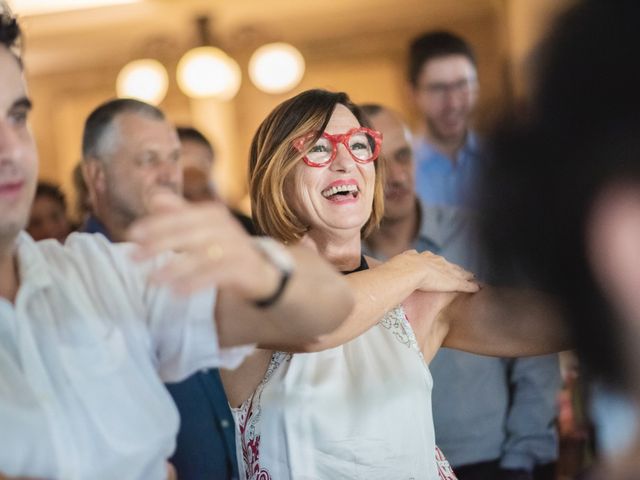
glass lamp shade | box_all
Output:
[177,46,242,100]
[249,42,305,94]
[116,58,169,105]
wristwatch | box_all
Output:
[251,236,295,308]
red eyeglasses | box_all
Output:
[293,127,383,167]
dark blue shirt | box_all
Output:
[81,215,112,241]
[81,215,238,480]
[165,370,238,480]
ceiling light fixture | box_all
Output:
[249,42,305,94]
[116,15,306,103]
[176,16,241,101]
[177,46,241,100]
[116,58,168,105]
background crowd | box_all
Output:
[3,0,639,479]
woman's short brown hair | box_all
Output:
[249,89,385,243]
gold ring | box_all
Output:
[206,244,224,261]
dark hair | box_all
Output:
[176,126,214,157]
[480,0,640,391]
[35,181,67,210]
[82,98,165,159]
[0,6,22,62]
[408,31,476,86]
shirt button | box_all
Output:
[220,419,230,428]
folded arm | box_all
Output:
[298,249,478,352]
[221,249,477,407]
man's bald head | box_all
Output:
[361,104,417,222]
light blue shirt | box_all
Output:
[590,385,637,456]
[413,132,482,207]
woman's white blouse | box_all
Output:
[233,306,458,480]
[0,232,252,480]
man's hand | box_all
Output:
[127,191,279,302]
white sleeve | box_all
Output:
[62,233,254,383]
[144,283,254,382]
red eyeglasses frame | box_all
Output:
[293,127,383,167]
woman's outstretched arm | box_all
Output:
[298,250,478,353]
[442,287,571,356]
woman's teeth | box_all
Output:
[322,184,358,198]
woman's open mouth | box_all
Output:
[321,183,359,201]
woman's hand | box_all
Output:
[390,249,479,293]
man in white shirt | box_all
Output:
[0,8,353,480]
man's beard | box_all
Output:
[108,191,146,228]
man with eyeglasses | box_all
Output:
[408,31,481,208]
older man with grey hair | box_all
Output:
[80,99,243,480]
[81,98,181,241]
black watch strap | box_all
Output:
[251,237,294,309]
[253,269,291,308]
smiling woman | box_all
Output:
[220,88,571,480]
[248,90,385,246]
[285,104,380,247]
[220,88,485,480]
